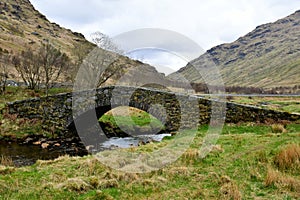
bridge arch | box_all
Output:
[68,86,184,140]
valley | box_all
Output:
[0,0,299,199]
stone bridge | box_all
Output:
[7,86,300,139]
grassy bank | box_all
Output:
[99,106,164,137]
[0,86,71,106]
[0,122,299,199]
[228,96,300,114]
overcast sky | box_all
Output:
[29,0,300,74]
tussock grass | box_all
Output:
[116,172,140,182]
[88,178,119,190]
[0,155,14,167]
[271,124,287,133]
[0,165,15,175]
[219,175,242,200]
[182,148,200,160]
[36,155,74,166]
[56,177,92,192]
[274,143,300,171]
[265,167,300,192]
[167,166,190,176]
[211,144,224,153]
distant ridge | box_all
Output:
[169,10,300,90]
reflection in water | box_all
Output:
[0,141,87,167]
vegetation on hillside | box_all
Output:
[0,0,95,62]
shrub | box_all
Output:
[3,113,18,121]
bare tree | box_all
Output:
[74,47,120,89]
[0,53,9,94]
[90,32,121,53]
[13,42,70,95]
[12,48,41,90]
[38,42,70,96]
[73,32,125,88]
[70,43,94,83]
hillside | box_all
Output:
[0,0,166,85]
[169,10,300,90]
[0,0,95,59]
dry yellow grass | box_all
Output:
[271,124,287,133]
[265,167,280,186]
[0,155,14,167]
[167,166,190,176]
[182,148,200,160]
[56,177,92,192]
[274,143,300,170]
[265,167,300,192]
[219,175,242,200]
[105,106,147,117]
[0,165,15,175]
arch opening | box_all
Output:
[99,106,166,138]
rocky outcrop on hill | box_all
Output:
[169,10,300,89]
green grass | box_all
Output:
[0,86,71,105]
[222,123,271,135]
[100,114,162,128]
[230,96,300,114]
[0,123,299,199]
[286,123,300,132]
[99,107,164,135]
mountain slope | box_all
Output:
[0,0,166,86]
[0,0,95,59]
[169,10,300,89]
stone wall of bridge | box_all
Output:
[7,86,300,138]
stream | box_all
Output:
[0,134,171,167]
[0,140,87,167]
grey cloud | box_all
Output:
[30,0,300,50]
